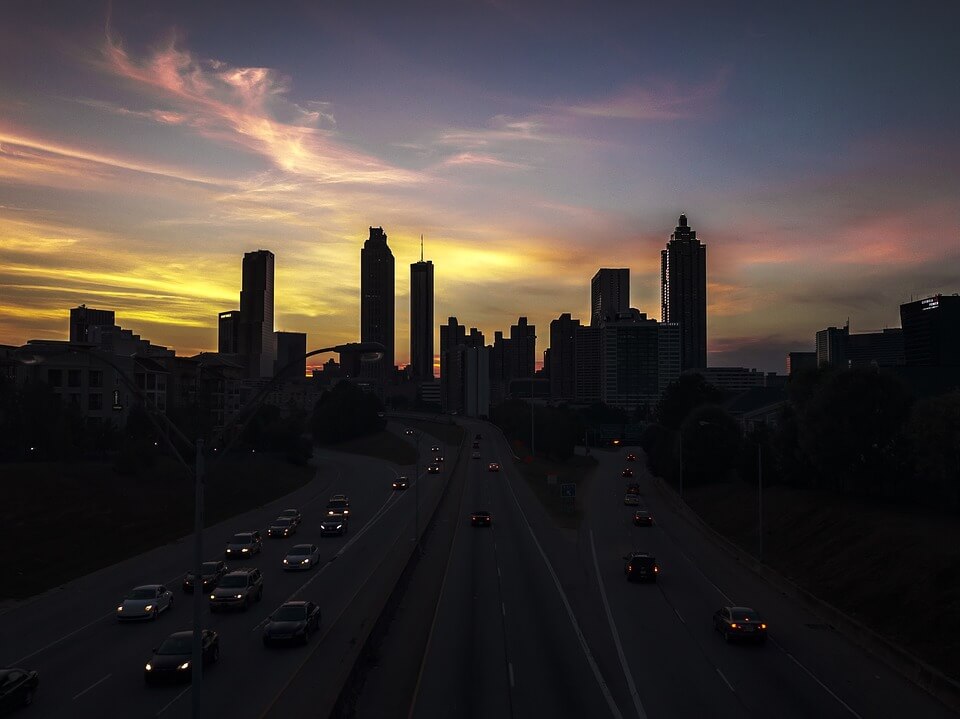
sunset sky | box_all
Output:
[2,1,958,372]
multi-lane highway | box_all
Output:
[411,421,957,718]
[3,424,453,718]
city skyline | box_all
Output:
[2,2,959,373]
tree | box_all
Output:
[311,382,385,444]
[655,373,725,430]
[680,404,741,486]
[905,391,960,510]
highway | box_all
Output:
[411,422,957,718]
[3,423,453,718]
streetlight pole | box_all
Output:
[758,442,763,562]
[678,431,683,499]
[414,430,421,556]
[530,387,535,460]
[191,439,204,712]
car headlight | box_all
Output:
[144,605,153,612]
[117,606,123,612]
[301,559,309,564]
[283,559,289,564]
[145,663,152,671]
[336,524,343,530]
[210,594,216,600]
[226,549,233,553]
[241,548,249,553]
[328,510,334,515]
[236,594,243,599]
[178,661,190,670]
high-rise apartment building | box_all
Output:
[786,351,817,376]
[661,214,707,370]
[900,295,960,366]
[361,227,395,379]
[549,313,580,400]
[816,325,848,368]
[218,311,242,354]
[574,325,603,404]
[591,269,629,326]
[275,331,307,378]
[410,243,434,379]
[69,305,115,343]
[239,249,276,378]
[509,316,536,379]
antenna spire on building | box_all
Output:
[420,234,424,262]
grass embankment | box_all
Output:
[328,430,419,465]
[684,483,960,681]
[4,454,313,600]
[401,418,465,448]
[508,443,597,529]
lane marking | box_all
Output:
[773,639,863,719]
[155,685,191,716]
[72,673,111,700]
[674,607,685,624]
[589,529,649,719]
[508,662,515,687]
[503,479,625,719]
[12,610,114,664]
[716,668,735,693]
[502,602,506,617]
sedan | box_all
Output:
[433,455,444,463]
[471,451,481,459]
[623,493,640,506]
[117,585,174,621]
[278,508,302,526]
[405,428,414,436]
[144,630,219,684]
[713,606,768,644]
[488,462,501,472]
[283,544,321,570]
[225,532,261,558]
[320,518,347,537]
[0,667,39,711]
[262,601,322,646]
[267,517,297,538]
[633,509,654,527]
[427,464,440,474]
[431,446,441,453]
[182,561,227,593]
[621,468,634,478]
[392,476,410,490]
[470,511,492,527]
[626,453,637,462]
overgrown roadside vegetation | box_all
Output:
[508,442,596,529]
[401,417,465,447]
[5,454,313,600]
[329,430,418,465]
[683,481,960,682]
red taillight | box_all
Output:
[654,566,659,572]
[761,623,767,629]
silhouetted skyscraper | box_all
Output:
[661,214,707,371]
[239,250,275,378]
[70,305,115,343]
[549,313,580,400]
[218,311,241,354]
[900,295,960,366]
[510,316,536,378]
[361,227,395,379]
[275,331,307,378]
[410,238,434,379]
[591,269,629,326]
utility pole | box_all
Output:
[678,431,683,499]
[192,439,205,716]
[414,431,421,556]
[758,442,763,562]
[530,389,535,459]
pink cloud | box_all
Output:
[438,152,529,170]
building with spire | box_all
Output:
[661,214,707,371]
[410,235,434,379]
[361,226,396,379]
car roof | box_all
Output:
[472,510,491,515]
[232,532,254,537]
[290,544,314,550]
[730,606,757,613]
[629,552,653,558]
[224,567,257,575]
[166,630,195,640]
[280,600,309,608]
[132,584,162,591]
[281,508,299,513]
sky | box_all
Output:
[1,0,958,373]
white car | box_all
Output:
[283,544,321,570]
[117,584,174,621]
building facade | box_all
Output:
[239,249,276,379]
[218,311,242,354]
[360,227,395,378]
[275,331,307,379]
[786,351,817,376]
[591,269,629,326]
[661,214,707,371]
[900,295,960,367]
[69,305,115,343]
[548,313,580,400]
[410,256,435,379]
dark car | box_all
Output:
[267,517,297,538]
[262,601,322,646]
[433,455,444,463]
[278,508,302,526]
[626,453,637,462]
[320,518,347,536]
[624,553,659,582]
[632,509,654,527]
[431,446,441,453]
[621,468,634,478]
[427,464,440,474]
[713,606,768,644]
[471,510,492,527]
[488,462,500,472]
[0,668,39,711]
[475,433,482,440]
[144,630,219,684]
[225,531,262,559]
[405,428,414,436]
[325,499,350,518]
[472,441,480,449]
[208,568,263,612]
[183,561,227,593]
[392,476,409,490]
[626,483,640,494]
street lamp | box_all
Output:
[413,429,422,556]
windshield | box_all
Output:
[230,534,252,543]
[734,610,761,621]
[288,546,311,555]
[219,575,247,588]
[273,606,307,622]
[327,500,347,508]
[281,510,298,517]
[273,518,292,526]
[127,588,155,599]
[202,562,220,573]
[156,636,191,655]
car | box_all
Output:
[393,476,410,490]
[471,451,481,459]
[431,445,441,453]
[320,518,347,536]
[278,508,302,527]
[434,455,444,462]
[325,498,350,518]
[621,468,634,478]
[262,601,322,646]
[225,531,262,558]
[624,553,659,582]
[475,433,482,440]
[633,509,654,526]
[208,568,263,612]
[144,630,219,684]
[116,584,174,621]
[472,441,480,449]
[624,493,640,506]
[713,606,768,644]
[182,561,227,593]
[268,517,297,538]
[626,483,640,494]
[282,544,321,570]
[626,453,637,462]
[405,428,414,436]
[471,510,492,527]
[427,464,440,474]
[330,493,349,502]
[0,667,39,710]
[488,462,500,472]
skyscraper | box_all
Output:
[900,295,960,366]
[275,331,307,378]
[218,311,241,354]
[410,237,434,379]
[69,305,115,343]
[361,227,395,379]
[549,313,580,400]
[239,249,275,378]
[661,214,707,371]
[591,269,629,326]
[509,316,536,378]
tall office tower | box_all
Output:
[275,331,307,378]
[69,305,115,343]
[549,313,581,399]
[574,325,602,404]
[410,239,435,379]
[815,325,849,368]
[239,249,276,378]
[846,328,904,367]
[466,327,485,348]
[600,310,663,413]
[786,351,817,376]
[509,316,536,378]
[591,269,630,326]
[361,226,396,379]
[661,214,707,371]
[900,295,960,366]
[218,311,242,354]
[440,316,466,356]
[439,317,466,411]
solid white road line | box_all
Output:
[72,673,112,701]
[589,529,649,719]
[674,607,685,624]
[502,477,625,719]
[508,662,515,687]
[502,602,506,617]
[773,639,863,719]
[155,685,191,716]
[716,668,736,693]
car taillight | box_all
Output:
[761,623,767,629]
[654,566,659,572]
[731,623,738,629]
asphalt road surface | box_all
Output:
[3,425,451,719]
